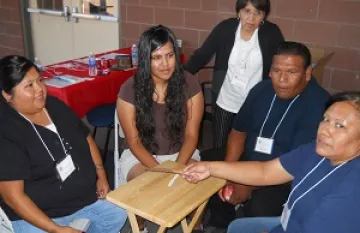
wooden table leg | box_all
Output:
[127,210,140,233]
[157,226,167,233]
[181,200,209,233]
[181,219,190,233]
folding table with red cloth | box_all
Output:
[43,48,135,118]
[43,48,186,118]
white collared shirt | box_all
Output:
[216,22,263,113]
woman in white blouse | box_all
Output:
[184,0,284,149]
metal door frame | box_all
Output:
[19,0,34,59]
[19,0,120,60]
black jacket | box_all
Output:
[184,18,284,97]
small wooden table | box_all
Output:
[107,161,226,233]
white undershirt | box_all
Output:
[216,22,263,113]
[45,123,58,133]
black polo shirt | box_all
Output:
[0,96,97,220]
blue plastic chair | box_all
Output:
[86,103,116,160]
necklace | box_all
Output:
[154,87,167,97]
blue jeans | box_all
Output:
[12,200,127,233]
[227,217,281,233]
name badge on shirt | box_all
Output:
[281,203,291,231]
[254,137,274,154]
[56,155,76,182]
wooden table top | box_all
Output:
[107,161,226,227]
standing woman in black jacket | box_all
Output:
[184,0,284,149]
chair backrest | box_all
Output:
[0,206,14,233]
[199,66,214,110]
[114,110,125,188]
[201,81,212,107]
[200,66,214,123]
[114,110,125,141]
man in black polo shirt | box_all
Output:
[203,41,330,233]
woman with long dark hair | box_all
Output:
[116,25,204,232]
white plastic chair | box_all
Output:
[0,206,14,233]
[114,111,125,188]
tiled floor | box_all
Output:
[89,119,213,233]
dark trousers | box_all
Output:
[212,91,236,149]
[201,148,291,228]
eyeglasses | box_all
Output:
[240,8,264,18]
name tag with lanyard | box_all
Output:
[255,137,274,154]
[19,109,77,183]
[281,158,346,230]
[280,203,291,230]
[255,94,299,155]
[56,154,76,182]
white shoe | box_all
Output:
[128,227,148,233]
[140,228,148,233]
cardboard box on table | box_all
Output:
[309,47,335,85]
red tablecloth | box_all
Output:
[44,48,136,118]
[44,48,186,118]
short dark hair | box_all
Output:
[235,0,271,18]
[326,91,360,112]
[274,41,312,69]
[0,55,39,94]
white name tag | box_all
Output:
[254,137,274,154]
[56,155,76,182]
[281,203,291,231]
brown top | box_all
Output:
[118,71,201,155]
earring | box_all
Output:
[261,20,265,25]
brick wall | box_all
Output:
[0,0,358,92]
[120,0,360,92]
[0,0,25,56]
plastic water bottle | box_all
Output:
[88,52,97,77]
[34,57,46,71]
[131,44,138,67]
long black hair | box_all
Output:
[134,25,186,154]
